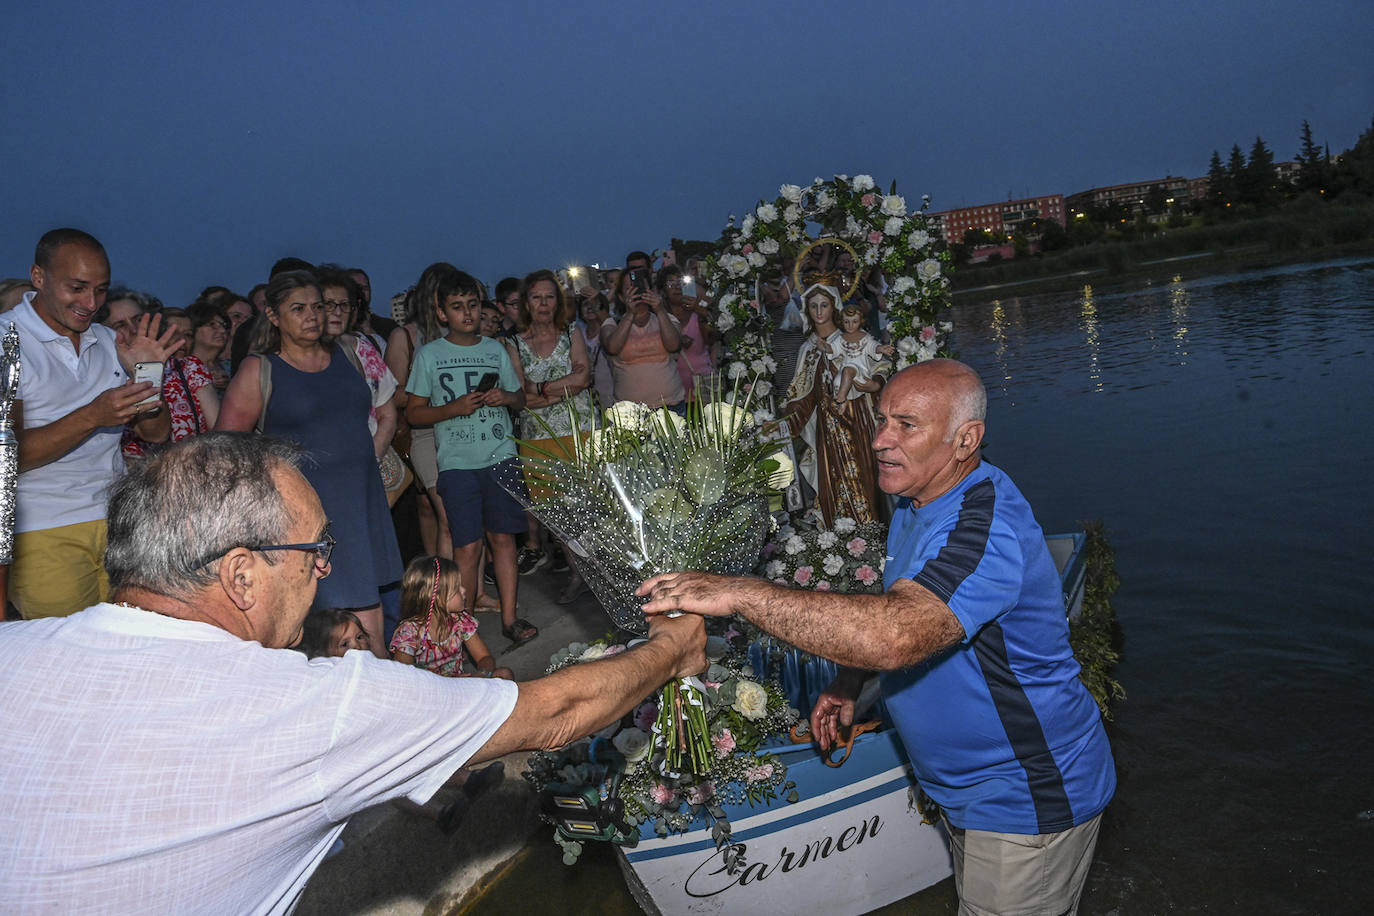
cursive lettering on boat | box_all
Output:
[683,815,883,898]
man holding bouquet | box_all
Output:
[639,359,1115,916]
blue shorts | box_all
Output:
[437,458,529,547]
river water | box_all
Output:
[476,257,1374,914]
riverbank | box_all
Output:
[950,237,1374,305]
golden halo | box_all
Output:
[792,237,863,302]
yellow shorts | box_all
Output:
[517,433,586,502]
[11,519,110,619]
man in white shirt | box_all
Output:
[10,228,175,618]
[0,432,705,914]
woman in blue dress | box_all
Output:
[217,270,402,655]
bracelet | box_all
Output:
[483,668,494,678]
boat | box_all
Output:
[603,531,1091,915]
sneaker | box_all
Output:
[549,543,569,573]
[516,547,547,576]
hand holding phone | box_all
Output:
[681,276,697,299]
[474,371,500,392]
[133,361,164,407]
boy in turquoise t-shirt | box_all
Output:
[405,270,537,648]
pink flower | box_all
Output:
[793,566,814,586]
[651,783,677,805]
[687,781,715,806]
[855,565,878,585]
[744,763,775,783]
[749,299,760,310]
[724,624,741,640]
[602,644,626,657]
[920,325,937,342]
[815,580,832,591]
[634,701,658,731]
[712,729,737,758]
[861,193,876,206]
[742,243,754,255]
[846,537,868,557]
[868,230,883,245]
[773,577,787,585]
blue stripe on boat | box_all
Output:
[622,771,914,863]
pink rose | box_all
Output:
[846,537,867,557]
[712,729,737,758]
[687,781,715,806]
[861,193,876,206]
[815,580,832,591]
[634,701,658,731]
[920,325,937,342]
[855,565,878,585]
[868,230,883,245]
[749,299,760,310]
[793,566,814,586]
[742,243,754,255]
[745,763,775,783]
[651,783,676,805]
[602,644,626,657]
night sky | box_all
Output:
[4,0,1371,310]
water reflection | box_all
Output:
[1168,274,1189,363]
[1078,284,1103,392]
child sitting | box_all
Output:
[390,555,514,681]
[832,304,894,405]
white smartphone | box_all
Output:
[681,276,697,299]
[133,361,164,406]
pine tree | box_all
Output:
[1295,120,1328,193]
[1239,137,1277,210]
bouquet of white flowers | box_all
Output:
[505,385,794,775]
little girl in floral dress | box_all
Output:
[390,555,514,680]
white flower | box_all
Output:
[749,358,766,376]
[753,379,773,397]
[605,400,651,432]
[853,174,875,192]
[786,226,802,242]
[727,256,750,278]
[756,203,778,222]
[917,258,942,282]
[765,559,785,578]
[779,184,803,203]
[766,451,794,489]
[752,408,773,426]
[648,407,686,439]
[742,332,758,345]
[579,427,617,462]
[579,644,606,661]
[817,530,838,548]
[740,215,756,236]
[896,336,918,356]
[908,229,931,249]
[833,517,857,534]
[702,400,750,438]
[892,276,916,295]
[823,553,845,576]
[783,203,801,224]
[758,237,779,256]
[845,214,861,238]
[733,680,769,720]
[747,251,766,268]
[880,194,906,218]
[716,311,736,332]
[883,216,904,237]
[613,726,653,764]
[784,534,805,556]
[816,190,835,210]
[863,248,879,265]
[812,176,824,186]
[727,360,747,379]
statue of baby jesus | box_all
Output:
[832,304,895,405]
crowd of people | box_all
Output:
[0,227,1114,915]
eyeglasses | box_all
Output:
[323,300,353,314]
[249,531,336,568]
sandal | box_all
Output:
[502,617,539,648]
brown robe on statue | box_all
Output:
[783,334,884,527]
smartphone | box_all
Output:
[133,361,164,406]
[630,269,650,294]
[475,371,500,393]
[681,276,697,299]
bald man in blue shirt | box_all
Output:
[640,359,1115,915]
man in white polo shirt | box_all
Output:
[10,228,176,618]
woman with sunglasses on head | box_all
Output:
[217,270,401,656]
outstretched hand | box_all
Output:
[117,313,179,373]
[809,671,864,751]
[637,571,742,618]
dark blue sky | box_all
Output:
[4,0,1371,312]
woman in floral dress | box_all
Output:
[506,269,595,602]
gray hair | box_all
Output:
[105,433,306,598]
